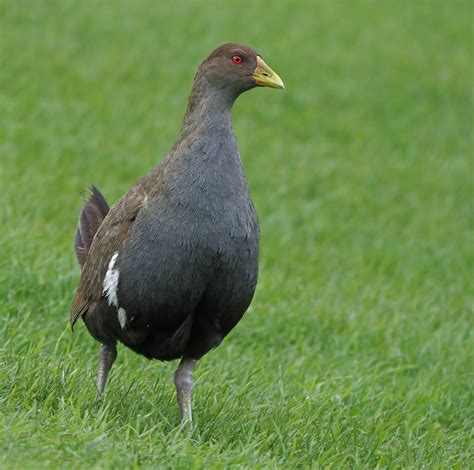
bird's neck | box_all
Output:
[162,78,249,208]
[176,77,237,145]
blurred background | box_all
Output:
[1,1,472,467]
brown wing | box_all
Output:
[70,185,145,328]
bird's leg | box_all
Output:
[97,343,117,394]
[174,358,197,431]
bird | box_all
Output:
[71,43,284,430]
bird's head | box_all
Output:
[198,43,285,97]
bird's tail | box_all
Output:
[74,185,110,268]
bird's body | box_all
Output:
[71,43,284,428]
[80,123,259,361]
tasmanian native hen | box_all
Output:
[71,43,284,429]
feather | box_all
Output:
[74,185,110,268]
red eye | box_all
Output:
[232,55,243,65]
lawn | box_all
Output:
[1,0,473,468]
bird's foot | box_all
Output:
[174,358,197,434]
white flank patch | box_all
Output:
[117,308,127,329]
[103,252,119,307]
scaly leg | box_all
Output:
[97,343,117,394]
[174,358,197,432]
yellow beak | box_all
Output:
[252,56,285,90]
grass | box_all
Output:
[1,0,473,467]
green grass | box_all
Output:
[1,0,473,468]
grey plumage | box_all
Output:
[71,43,284,428]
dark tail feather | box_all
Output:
[74,185,110,268]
